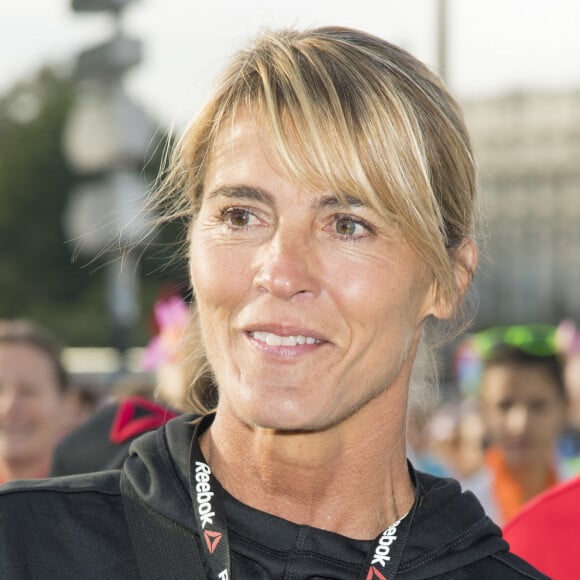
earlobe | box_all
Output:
[428,237,479,321]
[426,281,453,321]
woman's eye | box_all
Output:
[224,208,253,227]
[334,216,364,236]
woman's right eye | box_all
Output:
[222,208,254,227]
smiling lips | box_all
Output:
[249,331,323,347]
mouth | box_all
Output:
[506,439,532,453]
[249,331,323,347]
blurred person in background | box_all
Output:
[500,321,580,579]
[0,319,72,482]
[50,291,190,476]
[467,324,568,524]
[406,402,450,478]
[423,398,487,485]
[555,318,580,477]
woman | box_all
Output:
[0,319,71,482]
[0,26,548,579]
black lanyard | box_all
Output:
[190,415,231,580]
[359,498,417,580]
[189,415,417,580]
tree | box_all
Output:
[0,66,188,347]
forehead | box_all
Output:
[205,115,269,182]
[203,111,379,211]
[481,364,561,401]
[0,342,58,387]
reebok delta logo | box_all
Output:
[195,461,216,528]
[366,566,387,580]
[204,529,223,554]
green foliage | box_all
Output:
[0,67,188,347]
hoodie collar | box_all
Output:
[124,414,508,579]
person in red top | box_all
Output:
[504,473,580,579]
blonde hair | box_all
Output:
[152,26,478,413]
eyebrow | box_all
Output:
[206,185,366,209]
[311,194,366,210]
[206,185,273,203]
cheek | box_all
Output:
[28,394,62,423]
[335,265,430,346]
[329,258,412,317]
[190,241,251,373]
[538,407,566,436]
[190,237,249,305]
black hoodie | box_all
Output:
[0,414,549,580]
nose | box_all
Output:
[253,226,320,300]
[0,387,19,416]
[506,405,529,436]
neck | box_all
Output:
[0,455,50,482]
[510,459,556,500]
[490,447,557,500]
[201,391,415,539]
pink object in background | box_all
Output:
[141,295,190,371]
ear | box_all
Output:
[428,237,479,321]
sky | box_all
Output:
[2,0,580,131]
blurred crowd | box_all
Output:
[0,289,193,483]
[1,306,580,570]
[408,319,580,528]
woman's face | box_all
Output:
[481,364,566,466]
[0,343,64,472]
[190,115,446,431]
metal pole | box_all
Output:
[436,0,448,84]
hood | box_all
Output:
[399,472,508,579]
[123,412,199,532]
[123,414,510,579]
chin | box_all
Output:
[506,451,536,467]
[237,398,329,433]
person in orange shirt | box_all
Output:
[472,324,568,524]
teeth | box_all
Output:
[251,331,321,346]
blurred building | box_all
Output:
[463,90,580,328]
[63,346,152,398]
